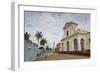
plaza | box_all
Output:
[36,53,89,61]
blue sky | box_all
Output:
[24,11,90,48]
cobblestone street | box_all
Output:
[36,53,89,61]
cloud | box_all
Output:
[24,11,90,47]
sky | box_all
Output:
[24,11,90,48]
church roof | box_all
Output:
[63,21,78,30]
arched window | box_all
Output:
[80,39,84,51]
[67,41,69,51]
[66,31,69,36]
[89,38,90,43]
[74,39,78,51]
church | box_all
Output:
[60,21,90,52]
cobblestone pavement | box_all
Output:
[36,53,89,61]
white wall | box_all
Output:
[0,0,100,73]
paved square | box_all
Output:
[36,53,89,61]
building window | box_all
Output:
[80,39,84,51]
[67,41,69,51]
[66,31,69,36]
[89,39,90,43]
[74,39,78,51]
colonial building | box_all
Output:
[60,21,90,52]
[54,43,60,53]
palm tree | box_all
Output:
[24,32,30,40]
[40,38,47,47]
[46,45,49,50]
[35,31,43,47]
[40,38,47,60]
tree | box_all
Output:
[24,32,30,40]
[40,38,47,47]
[35,31,43,47]
[40,38,47,60]
[46,45,50,50]
[40,38,47,53]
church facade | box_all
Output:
[60,22,90,52]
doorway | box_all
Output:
[74,39,78,51]
[80,39,84,51]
